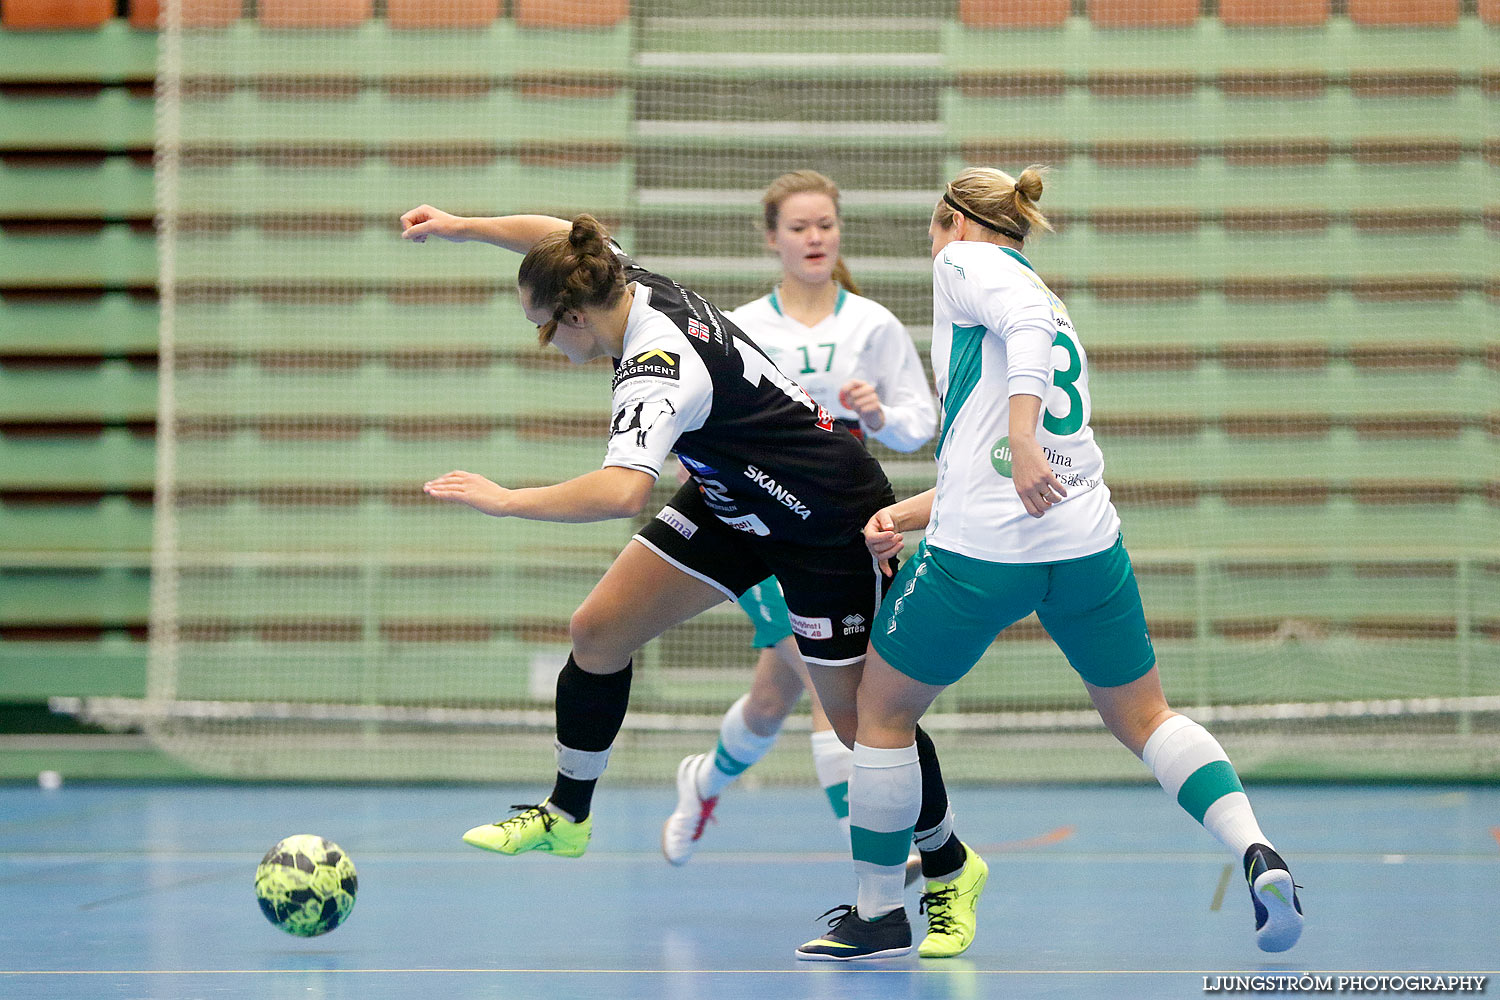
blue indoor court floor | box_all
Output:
[1,782,1496,1000]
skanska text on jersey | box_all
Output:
[744,465,813,519]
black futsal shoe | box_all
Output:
[795,904,913,961]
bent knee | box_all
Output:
[568,605,631,668]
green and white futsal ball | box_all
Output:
[254,834,358,936]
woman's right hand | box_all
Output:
[400,205,468,244]
[863,507,904,576]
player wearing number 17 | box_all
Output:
[797,167,1305,960]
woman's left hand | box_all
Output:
[423,470,511,516]
[838,379,885,431]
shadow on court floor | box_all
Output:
[1,782,1495,999]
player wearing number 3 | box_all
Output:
[796,167,1305,961]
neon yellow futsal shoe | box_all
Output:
[917,843,988,958]
[461,801,591,858]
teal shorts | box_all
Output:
[739,575,795,648]
[871,535,1155,689]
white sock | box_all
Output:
[850,742,920,920]
[1143,714,1270,859]
[809,729,853,849]
[914,803,962,881]
[698,695,779,799]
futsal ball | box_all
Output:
[254,835,358,937]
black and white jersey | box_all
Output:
[602,247,894,548]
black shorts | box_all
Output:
[635,481,894,666]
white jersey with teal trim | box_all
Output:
[926,240,1120,564]
[727,288,936,453]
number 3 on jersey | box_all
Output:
[1042,331,1084,437]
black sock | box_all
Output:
[547,655,632,822]
[914,724,966,878]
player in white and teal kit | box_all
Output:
[799,167,1304,962]
[662,172,939,897]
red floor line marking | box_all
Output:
[975,824,1076,853]
[1490,827,1500,849]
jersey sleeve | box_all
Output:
[861,311,937,453]
[934,248,1055,400]
[601,333,713,478]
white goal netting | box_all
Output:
[129,0,1499,781]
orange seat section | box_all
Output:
[387,0,501,29]
[1087,0,1200,28]
[1347,0,1459,25]
[1219,0,1329,26]
[258,0,372,29]
[512,0,628,29]
[1475,0,1500,21]
[130,0,250,28]
[2,0,114,30]
[959,0,1071,28]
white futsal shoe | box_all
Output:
[661,753,719,866]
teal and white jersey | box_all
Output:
[927,241,1120,564]
[728,288,936,453]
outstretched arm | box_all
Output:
[423,466,656,522]
[399,206,569,254]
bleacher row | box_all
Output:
[1,1,1496,719]
[5,0,1500,29]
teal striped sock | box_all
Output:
[850,742,919,919]
[1143,714,1269,857]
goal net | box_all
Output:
[128,0,1499,782]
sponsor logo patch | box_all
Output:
[611,398,677,448]
[815,405,836,432]
[655,505,697,540]
[612,349,680,388]
[841,613,866,636]
[717,512,769,536]
[743,464,813,520]
[789,612,833,640]
[686,317,712,342]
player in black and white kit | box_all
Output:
[399,205,957,863]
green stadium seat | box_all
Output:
[0,87,154,151]
[0,358,157,421]
[0,627,147,700]
[1,0,113,31]
[173,89,631,146]
[0,18,154,81]
[948,147,1486,216]
[1,153,154,218]
[0,494,152,553]
[387,0,500,29]
[0,565,149,625]
[0,424,154,491]
[0,290,158,354]
[942,13,1493,74]
[0,222,156,287]
[1348,0,1459,25]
